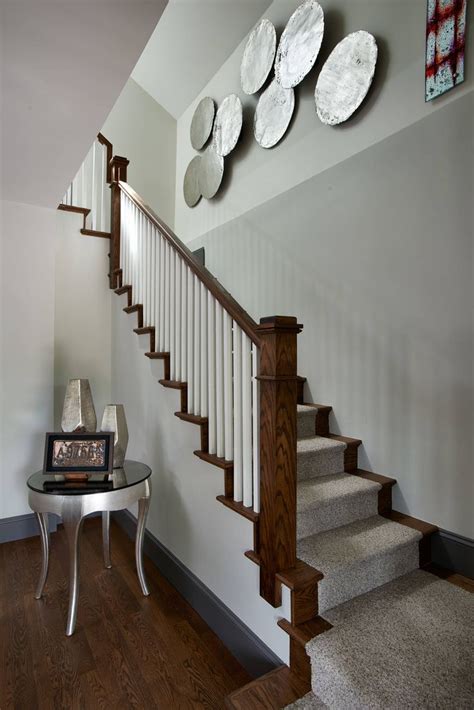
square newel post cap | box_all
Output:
[110,155,130,183]
[257,316,303,334]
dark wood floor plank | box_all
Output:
[0,517,251,710]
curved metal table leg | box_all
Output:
[35,512,50,599]
[102,511,112,569]
[135,483,151,596]
[62,510,84,636]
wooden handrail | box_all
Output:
[117,180,260,347]
[97,132,113,183]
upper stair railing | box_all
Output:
[60,140,304,609]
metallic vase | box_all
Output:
[101,404,129,468]
[61,379,97,432]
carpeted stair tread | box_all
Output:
[297,473,380,539]
[305,569,474,709]
[285,692,328,709]
[297,437,346,480]
[297,515,421,612]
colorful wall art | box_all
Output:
[426,0,467,101]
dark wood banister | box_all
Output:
[117,180,261,347]
[97,132,113,183]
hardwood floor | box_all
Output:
[0,517,251,709]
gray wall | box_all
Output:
[187,94,474,538]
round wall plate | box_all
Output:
[241,19,277,95]
[190,97,216,150]
[213,94,243,157]
[275,0,325,89]
[183,155,202,207]
[315,31,378,125]
[199,146,224,199]
[254,78,295,149]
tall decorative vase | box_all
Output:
[101,404,129,468]
[61,379,97,432]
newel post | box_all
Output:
[256,315,303,607]
[109,156,129,289]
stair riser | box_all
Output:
[297,415,317,439]
[317,540,419,614]
[297,491,379,540]
[298,449,345,481]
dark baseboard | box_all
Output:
[112,509,282,678]
[431,529,474,579]
[0,512,59,543]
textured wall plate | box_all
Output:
[315,31,378,126]
[213,94,243,157]
[183,155,202,207]
[275,0,325,89]
[199,146,224,199]
[241,18,277,95]
[190,97,216,150]
[254,78,295,149]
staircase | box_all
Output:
[58,135,450,709]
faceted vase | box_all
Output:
[101,404,129,468]
[61,379,97,432]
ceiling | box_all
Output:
[131,0,272,118]
[1,0,168,208]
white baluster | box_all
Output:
[91,141,97,230]
[208,294,217,454]
[187,270,194,412]
[223,312,233,461]
[180,261,187,381]
[164,241,170,354]
[215,303,224,457]
[169,249,176,380]
[145,218,151,327]
[100,143,106,232]
[175,256,182,382]
[193,277,201,416]
[242,331,253,508]
[200,284,208,418]
[159,237,166,352]
[252,344,260,513]
[81,160,85,207]
[233,323,243,501]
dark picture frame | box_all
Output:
[43,432,114,476]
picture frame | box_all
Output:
[43,432,114,479]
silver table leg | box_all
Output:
[34,512,50,599]
[136,495,150,596]
[62,509,84,637]
[102,511,112,569]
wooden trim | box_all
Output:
[123,304,143,328]
[110,156,129,183]
[80,228,111,239]
[118,181,260,346]
[134,326,155,353]
[57,204,90,230]
[225,665,309,709]
[256,316,303,607]
[175,412,208,452]
[216,495,259,523]
[97,132,113,183]
[384,510,438,567]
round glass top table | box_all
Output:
[27,460,152,636]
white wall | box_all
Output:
[54,212,112,430]
[0,201,56,519]
[175,0,474,241]
[0,204,112,519]
[102,79,177,228]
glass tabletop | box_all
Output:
[27,460,151,495]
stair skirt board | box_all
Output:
[297,516,421,613]
[301,570,474,710]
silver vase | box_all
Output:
[101,404,129,468]
[61,379,97,432]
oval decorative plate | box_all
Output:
[190,97,216,150]
[199,146,224,199]
[213,94,243,157]
[315,31,378,125]
[183,155,202,207]
[275,0,324,89]
[241,19,277,95]
[254,78,295,149]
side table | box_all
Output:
[27,460,152,636]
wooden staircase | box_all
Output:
[59,136,439,709]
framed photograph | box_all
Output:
[43,432,114,477]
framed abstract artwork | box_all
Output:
[43,432,114,479]
[426,0,467,101]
